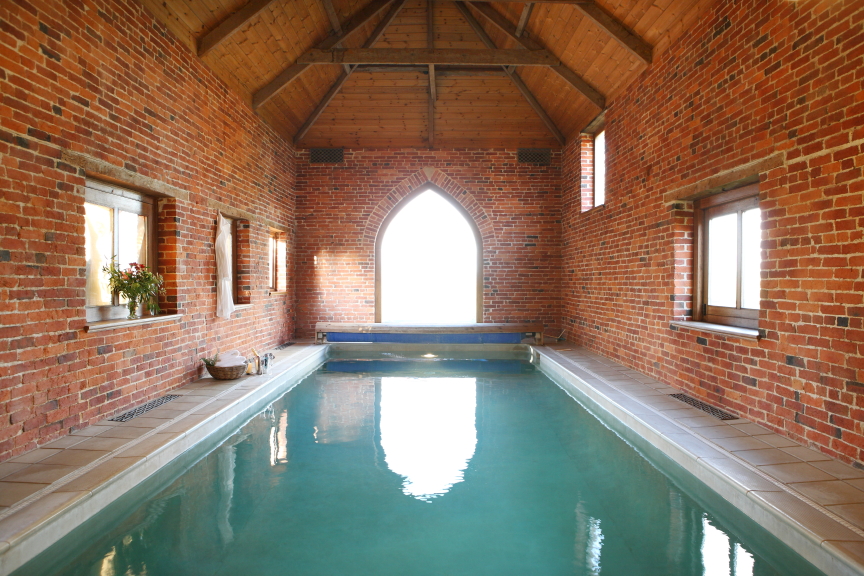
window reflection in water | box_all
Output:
[575,503,604,575]
[702,515,754,576]
[379,377,477,501]
[269,409,288,466]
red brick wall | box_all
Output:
[295,149,562,338]
[562,0,864,464]
[0,0,296,461]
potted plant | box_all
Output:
[102,261,165,319]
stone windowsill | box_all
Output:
[269,291,289,296]
[670,320,760,341]
[85,313,184,332]
[233,304,253,311]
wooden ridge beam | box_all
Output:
[453,1,564,145]
[198,0,277,57]
[252,0,394,109]
[466,1,605,109]
[294,0,406,144]
[297,47,558,66]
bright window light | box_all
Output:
[380,377,477,501]
[594,130,606,206]
[381,190,477,323]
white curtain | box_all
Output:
[215,214,235,319]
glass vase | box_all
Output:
[127,297,138,319]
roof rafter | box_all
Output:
[252,0,395,110]
[320,0,354,74]
[466,1,604,108]
[453,1,565,145]
[294,0,407,145]
[198,0,277,58]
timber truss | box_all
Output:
[197,0,653,147]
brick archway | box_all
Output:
[365,169,493,322]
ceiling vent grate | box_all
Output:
[310,148,344,164]
[669,393,738,420]
[109,395,181,422]
[517,148,551,165]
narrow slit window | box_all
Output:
[594,129,606,207]
[269,230,287,293]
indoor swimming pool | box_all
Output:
[14,355,825,575]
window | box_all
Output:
[694,184,761,329]
[593,129,606,206]
[269,230,287,293]
[84,180,157,322]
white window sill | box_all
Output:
[234,304,253,311]
[269,291,289,296]
[670,320,760,341]
[85,313,184,333]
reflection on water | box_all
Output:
[703,515,755,576]
[17,367,825,576]
[380,377,477,501]
[575,503,604,575]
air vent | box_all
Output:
[275,342,295,350]
[310,148,344,163]
[109,395,181,422]
[669,393,737,420]
[517,148,551,165]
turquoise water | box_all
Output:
[16,359,824,576]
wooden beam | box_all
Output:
[515,3,533,37]
[575,1,652,63]
[320,0,353,73]
[466,1,605,108]
[198,0,276,57]
[453,1,564,145]
[298,47,558,66]
[354,65,505,75]
[427,0,435,148]
[294,0,406,144]
[252,0,394,109]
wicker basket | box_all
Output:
[205,363,246,380]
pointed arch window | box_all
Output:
[376,188,481,323]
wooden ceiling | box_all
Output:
[141,0,714,149]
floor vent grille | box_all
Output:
[275,342,295,350]
[669,393,737,420]
[109,395,181,422]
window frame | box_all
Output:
[268,229,287,294]
[693,183,760,329]
[593,129,606,207]
[84,180,158,322]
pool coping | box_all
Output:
[537,345,864,576]
[1,342,864,575]
[0,343,328,576]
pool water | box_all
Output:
[16,359,824,576]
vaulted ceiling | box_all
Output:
[141,0,714,149]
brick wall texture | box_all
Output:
[294,149,562,338]
[2,0,864,469]
[0,0,296,461]
[562,0,864,465]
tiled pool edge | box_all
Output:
[536,347,864,576]
[0,344,327,576]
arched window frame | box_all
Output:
[374,184,483,323]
